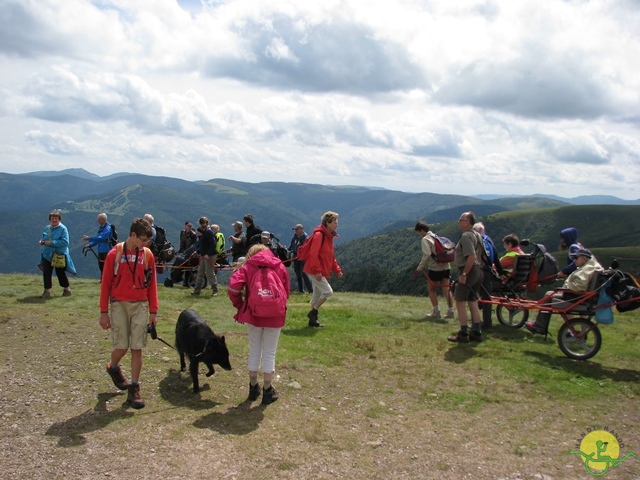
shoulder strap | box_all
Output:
[145,247,151,268]
[114,242,124,276]
[473,231,490,266]
[114,243,150,276]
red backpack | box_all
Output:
[296,233,324,262]
[430,234,455,263]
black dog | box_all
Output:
[175,309,232,393]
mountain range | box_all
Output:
[1,169,639,290]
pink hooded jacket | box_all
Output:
[227,249,290,328]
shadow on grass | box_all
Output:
[193,401,266,435]
[524,351,640,383]
[17,296,49,304]
[45,392,135,447]
[407,314,449,325]
[488,325,540,343]
[281,325,321,337]
[158,368,222,410]
[444,343,480,363]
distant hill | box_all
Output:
[473,193,640,206]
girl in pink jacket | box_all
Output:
[228,244,290,405]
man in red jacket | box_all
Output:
[99,218,158,409]
[303,211,343,327]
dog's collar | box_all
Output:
[194,339,209,358]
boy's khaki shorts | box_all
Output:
[110,301,149,350]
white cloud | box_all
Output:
[24,130,84,155]
[0,0,639,199]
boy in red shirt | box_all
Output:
[99,218,158,409]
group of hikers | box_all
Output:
[37,209,342,408]
[37,206,599,408]
[415,214,598,343]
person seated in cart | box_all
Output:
[164,240,200,288]
[499,233,525,278]
[525,248,602,335]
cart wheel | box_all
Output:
[557,318,602,360]
[496,304,529,328]
[188,272,207,289]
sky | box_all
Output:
[0,0,639,200]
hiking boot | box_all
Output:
[40,290,51,299]
[307,309,324,327]
[261,385,279,405]
[62,288,72,297]
[106,363,129,390]
[127,383,145,409]
[469,330,483,343]
[525,321,546,335]
[427,310,441,319]
[447,330,470,343]
[248,382,261,402]
[444,311,455,319]
[191,287,201,296]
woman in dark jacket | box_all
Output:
[191,217,218,296]
[244,214,263,247]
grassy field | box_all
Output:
[1,273,639,479]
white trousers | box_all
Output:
[309,275,333,307]
[247,324,281,373]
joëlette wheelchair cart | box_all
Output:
[481,259,640,360]
[162,251,236,288]
[479,240,561,328]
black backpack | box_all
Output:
[531,243,559,284]
[154,224,167,249]
[273,241,291,264]
[150,224,175,262]
[108,224,118,247]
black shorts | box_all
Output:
[427,269,451,282]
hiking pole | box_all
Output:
[83,244,99,260]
